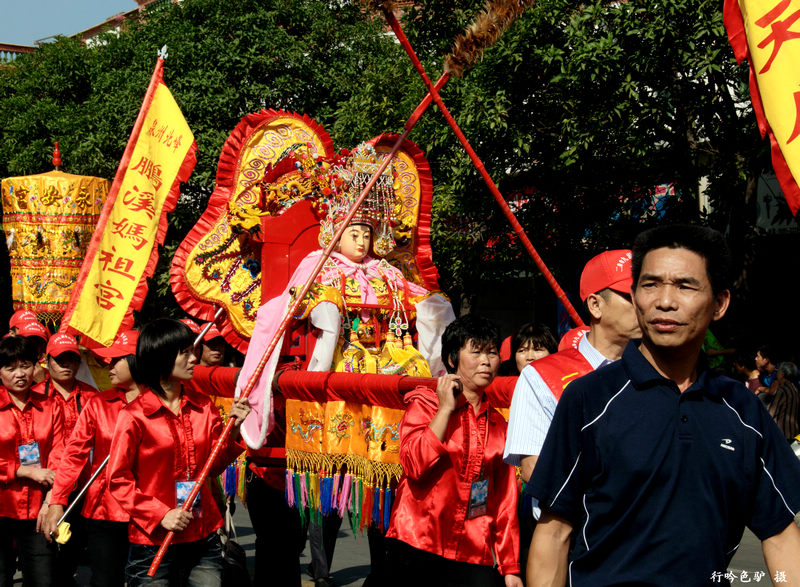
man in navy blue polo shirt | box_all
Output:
[526,225,800,586]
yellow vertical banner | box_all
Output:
[725,0,800,213]
[61,58,196,346]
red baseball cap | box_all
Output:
[579,249,633,302]
[94,330,139,360]
[9,310,38,330]
[46,333,80,358]
[202,323,224,342]
[180,319,202,335]
[499,335,512,362]
[19,320,51,342]
[558,325,591,352]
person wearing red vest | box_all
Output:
[504,250,640,484]
[44,329,140,587]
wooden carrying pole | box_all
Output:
[381,8,585,327]
[274,370,518,408]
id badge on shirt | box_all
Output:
[176,481,202,518]
[466,478,489,519]
[18,442,41,467]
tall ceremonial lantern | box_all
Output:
[1,144,109,327]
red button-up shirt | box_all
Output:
[0,386,65,520]
[386,386,520,576]
[107,386,244,545]
[34,378,97,440]
[189,366,287,489]
[50,387,132,521]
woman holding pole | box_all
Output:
[43,330,141,586]
[385,315,522,587]
[106,319,250,586]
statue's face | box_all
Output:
[337,224,371,262]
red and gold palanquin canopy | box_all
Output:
[1,170,109,325]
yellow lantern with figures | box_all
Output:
[1,144,109,327]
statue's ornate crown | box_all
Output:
[320,144,397,256]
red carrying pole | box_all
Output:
[382,9,585,328]
[149,121,436,575]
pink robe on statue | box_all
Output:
[236,250,455,449]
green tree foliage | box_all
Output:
[364,0,765,311]
[0,0,397,322]
[0,0,771,326]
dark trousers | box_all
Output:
[385,537,504,587]
[245,468,305,587]
[86,518,129,587]
[307,510,342,580]
[363,525,389,586]
[518,492,536,585]
[0,517,56,587]
[126,533,222,587]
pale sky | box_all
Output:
[0,0,139,46]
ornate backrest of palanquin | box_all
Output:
[171,109,440,353]
[171,110,335,352]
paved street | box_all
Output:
[228,502,777,587]
[15,503,790,585]
[230,502,371,587]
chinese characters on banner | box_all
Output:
[61,58,196,346]
[724,0,800,214]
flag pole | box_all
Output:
[49,455,111,541]
[192,306,225,352]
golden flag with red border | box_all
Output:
[60,57,196,346]
[725,0,800,214]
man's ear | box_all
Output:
[585,293,603,321]
[712,289,731,322]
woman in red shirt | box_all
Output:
[35,332,98,584]
[0,335,64,586]
[385,315,522,587]
[107,319,250,586]
[44,329,141,586]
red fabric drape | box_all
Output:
[276,371,519,409]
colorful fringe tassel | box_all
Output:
[283,470,398,535]
[219,453,247,502]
